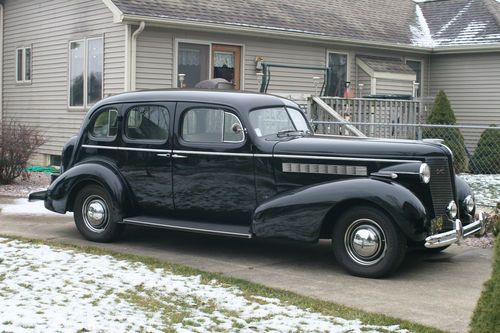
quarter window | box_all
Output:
[91,108,118,139]
[16,47,32,83]
[69,37,103,108]
[125,105,169,141]
[182,108,244,143]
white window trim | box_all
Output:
[68,36,104,110]
[15,46,32,84]
[173,38,245,90]
[405,57,424,97]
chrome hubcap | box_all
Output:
[344,219,386,266]
[82,195,109,233]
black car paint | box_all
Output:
[43,90,473,243]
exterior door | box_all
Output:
[211,44,241,90]
[118,102,175,217]
[172,102,255,224]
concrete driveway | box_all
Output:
[0,197,493,333]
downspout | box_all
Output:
[0,4,4,125]
[130,21,145,91]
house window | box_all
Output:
[327,52,348,97]
[16,47,32,83]
[176,41,242,89]
[177,43,210,88]
[406,60,422,97]
[69,37,103,108]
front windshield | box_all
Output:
[249,107,311,137]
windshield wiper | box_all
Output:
[277,129,309,137]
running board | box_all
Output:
[122,216,253,238]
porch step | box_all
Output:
[122,216,253,238]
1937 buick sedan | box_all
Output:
[29,90,486,278]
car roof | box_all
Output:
[91,89,300,114]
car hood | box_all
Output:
[273,135,450,160]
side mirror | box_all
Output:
[231,123,243,134]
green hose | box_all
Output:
[25,166,59,174]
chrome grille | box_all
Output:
[427,157,454,221]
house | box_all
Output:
[0,0,499,165]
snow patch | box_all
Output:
[0,198,70,216]
[0,239,411,333]
[411,5,435,47]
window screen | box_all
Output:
[125,105,169,141]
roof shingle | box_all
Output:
[109,0,500,48]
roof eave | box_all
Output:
[102,0,124,23]
[119,14,434,54]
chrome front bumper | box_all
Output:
[425,212,487,248]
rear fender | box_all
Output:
[252,178,427,242]
[46,162,133,216]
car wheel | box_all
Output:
[332,206,406,278]
[74,185,124,242]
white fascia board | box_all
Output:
[120,14,433,54]
[432,43,500,54]
[373,72,416,81]
[102,0,124,23]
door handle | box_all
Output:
[156,153,170,157]
[172,154,188,159]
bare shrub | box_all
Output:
[0,121,46,184]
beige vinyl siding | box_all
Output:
[2,0,126,156]
[356,67,372,97]
[429,53,500,151]
[376,79,414,95]
[135,29,173,90]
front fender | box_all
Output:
[252,178,427,242]
[46,162,133,216]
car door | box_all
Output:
[119,102,175,217]
[172,103,255,225]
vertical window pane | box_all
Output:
[406,60,422,97]
[70,41,84,106]
[87,38,103,105]
[178,43,209,88]
[328,53,348,97]
[25,48,31,81]
[16,49,23,82]
[223,112,244,142]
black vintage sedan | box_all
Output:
[30,90,486,278]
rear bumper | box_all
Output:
[425,212,487,248]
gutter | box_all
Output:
[130,21,145,91]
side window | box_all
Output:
[125,105,169,141]
[182,108,244,143]
[91,108,118,139]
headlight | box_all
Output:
[463,195,475,213]
[447,201,458,219]
[419,163,431,184]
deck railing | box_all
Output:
[309,97,422,138]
